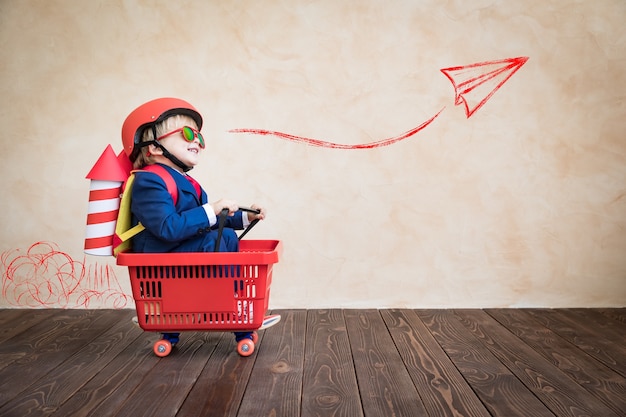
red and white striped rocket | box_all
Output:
[84,145,129,256]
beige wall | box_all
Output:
[0,0,624,308]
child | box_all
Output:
[121,97,279,341]
[121,97,264,253]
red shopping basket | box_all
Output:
[116,239,281,356]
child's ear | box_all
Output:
[148,143,163,155]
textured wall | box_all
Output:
[0,0,624,308]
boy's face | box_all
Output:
[153,116,203,170]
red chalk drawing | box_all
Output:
[441,56,529,118]
[231,108,444,150]
[1,242,130,308]
[230,56,528,148]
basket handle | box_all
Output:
[214,206,261,251]
[238,206,261,240]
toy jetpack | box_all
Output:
[84,145,176,257]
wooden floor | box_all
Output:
[0,309,624,417]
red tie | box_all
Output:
[186,175,201,198]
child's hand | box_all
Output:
[248,204,266,222]
[212,199,239,216]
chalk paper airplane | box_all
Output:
[441,56,529,118]
[230,56,529,149]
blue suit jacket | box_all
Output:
[130,164,244,253]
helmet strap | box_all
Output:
[142,125,193,172]
[137,139,193,172]
[157,143,193,172]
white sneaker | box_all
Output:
[259,314,281,330]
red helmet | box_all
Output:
[121,97,203,160]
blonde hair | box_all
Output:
[133,114,199,169]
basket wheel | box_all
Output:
[154,339,173,357]
[237,338,255,357]
[251,331,259,344]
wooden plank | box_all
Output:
[526,309,626,377]
[0,309,53,341]
[486,309,626,416]
[176,331,259,417]
[416,309,555,417]
[381,309,491,417]
[568,308,626,342]
[237,309,307,417]
[344,309,428,417]
[49,329,159,417]
[0,310,140,417]
[0,309,62,373]
[0,309,120,410]
[598,308,626,324]
[108,330,221,417]
[301,309,363,417]
[455,309,621,417]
